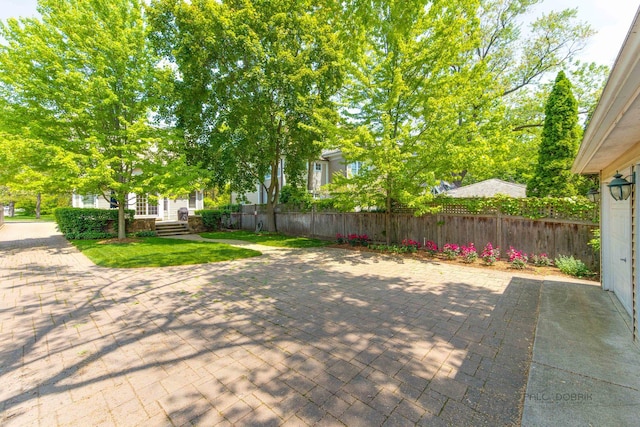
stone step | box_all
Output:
[155,221,191,236]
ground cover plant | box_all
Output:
[554,255,594,278]
[72,237,261,268]
[201,230,331,248]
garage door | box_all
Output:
[605,196,633,316]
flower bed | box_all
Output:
[332,234,597,279]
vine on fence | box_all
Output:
[282,195,598,222]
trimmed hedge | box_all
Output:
[196,205,241,231]
[54,207,134,239]
[197,210,224,231]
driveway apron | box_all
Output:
[1,222,544,426]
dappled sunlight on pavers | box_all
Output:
[1,222,548,425]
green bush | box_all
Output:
[197,210,223,231]
[197,204,241,230]
[134,230,157,237]
[554,255,593,278]
[588,228,600,252]
[279,185,312,211]
[54,207,134,239]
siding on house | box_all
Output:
[573,7,640,341]
[72,191,204,221]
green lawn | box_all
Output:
[3,214,55,222]
[72,237,262,268]
[200,230,331,248]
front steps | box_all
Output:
[155,221,191,236]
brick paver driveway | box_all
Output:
[1,222,541,426]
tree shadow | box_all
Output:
[1,230,542,426]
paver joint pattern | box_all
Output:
[1,222,541,426]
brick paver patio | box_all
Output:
[1,222,542,426]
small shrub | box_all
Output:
[554,255,593,278]
[134,230,157,238]
[530,253,552,267]
[459,243,478,264]
[424,240,438,256]
[480,242,500,266]
[401,239,420,253]
[588,229,600,252]
[336,233,346,244]
[347,233,370,246]
[507,246,528,270]
[442,243,460,260]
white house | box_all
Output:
[572,7,640,341]
[72,191,204,221]
[232,149,358,204]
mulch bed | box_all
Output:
[328,243,600,281]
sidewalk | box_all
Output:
[1,222,638,426]
[522,280,640,426]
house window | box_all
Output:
[82,195,96,208]
[136,195,158,216]
[136,195,148,216]
[315,163,322,171]
[347,161,363,178]
[189,191,197,209]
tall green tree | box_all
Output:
[329,0,497,243]
[0,0,200,238]
[0,131,74,218]
[148,0,344,231]
[527,70,582,197]
[465,0,598,184]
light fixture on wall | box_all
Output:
[586,188,600,203]
[607,171,635,201]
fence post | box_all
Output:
[311,204,315,237]
[497,211,503,250]
[436,213,443,250]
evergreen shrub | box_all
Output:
[54,207,133,239]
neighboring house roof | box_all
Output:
[573,7,640,176]
[446,179,526,198]
[431,181,457,195]
[320,149,344,160]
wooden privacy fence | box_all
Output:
[232,205,599,269]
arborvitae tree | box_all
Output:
[527,71,582,197]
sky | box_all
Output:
[0,0,638,67]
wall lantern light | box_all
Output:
[586,188,600,203]
[607,171,635,201]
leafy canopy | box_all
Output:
[0,0,202,237]
[148,0,344,231]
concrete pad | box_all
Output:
[522,280,640,426]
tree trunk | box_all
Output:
[385,194,392,245]
[8,201,15,217]
[35,193,41,219]
[265,199,277,232]
[118,198,127,239]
